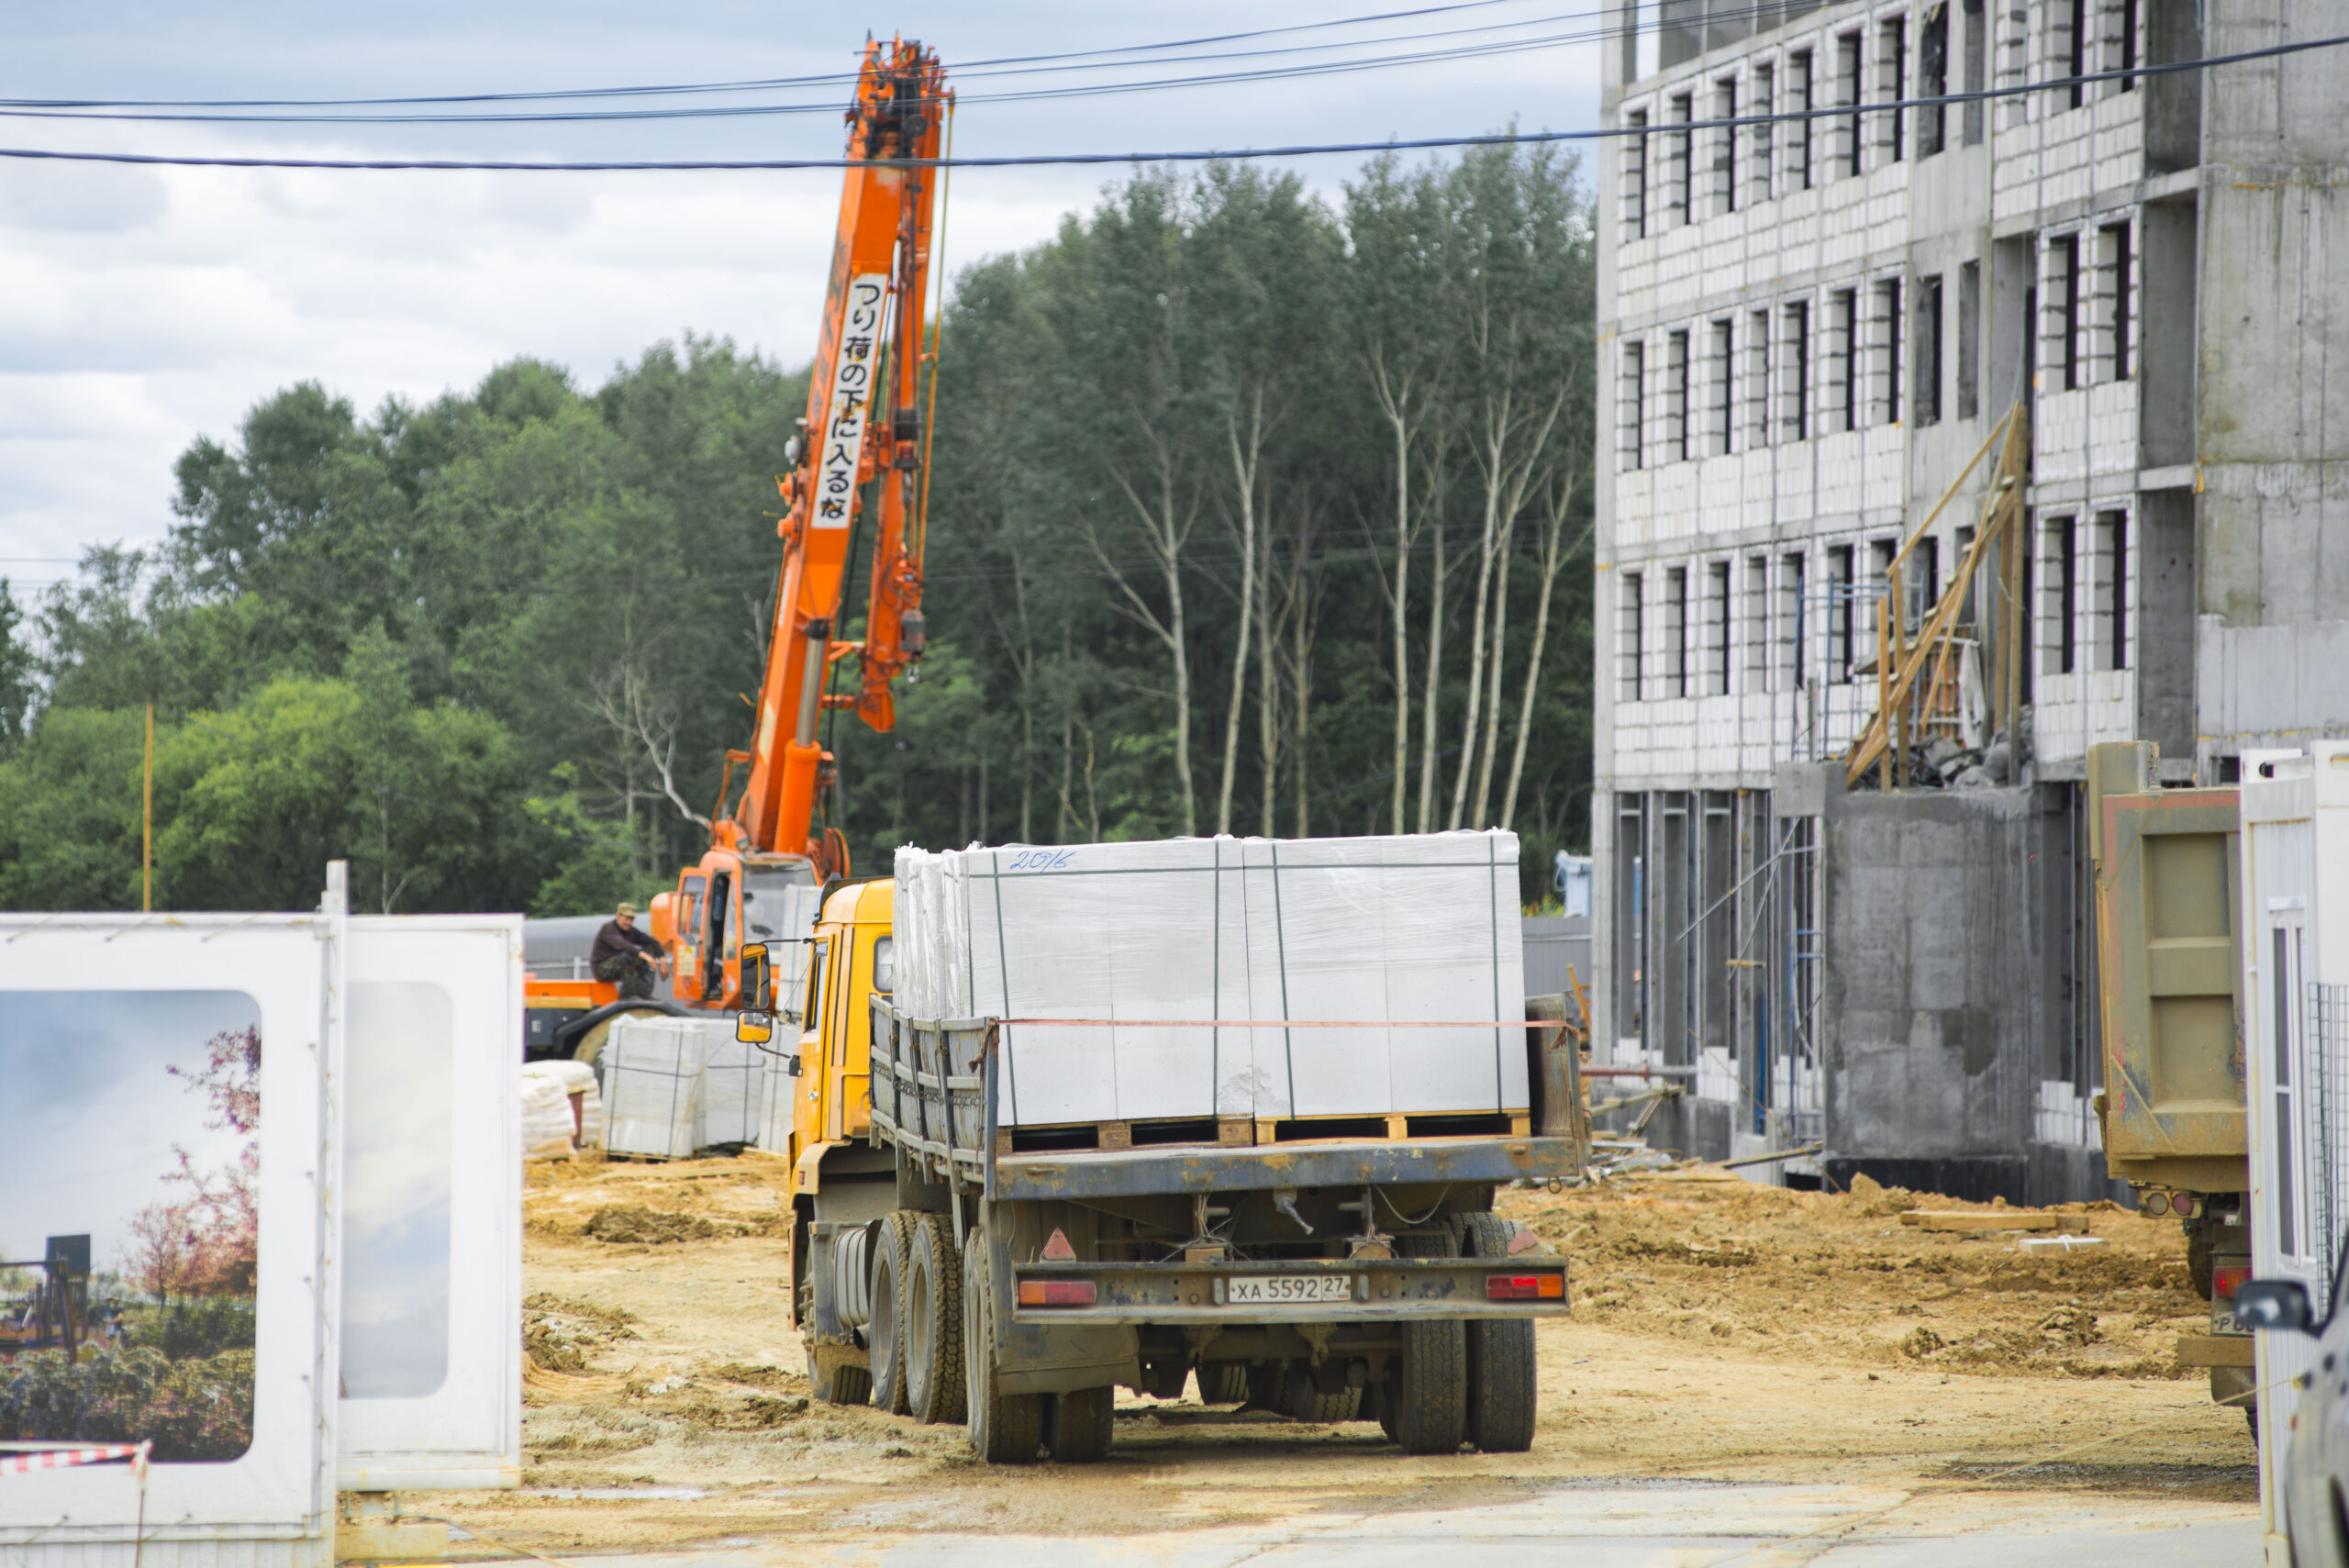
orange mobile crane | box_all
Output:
[529,39,947,1062]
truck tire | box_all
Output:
[868,1212,916,1416]
[808,1346,870,1407]
[1202,1362,1250,1405]
[1457,1214,1537,1452]
[905,1213,965,1425]
[963,1242,1042,1463]
[1046,1385,1115,1463]
[1388,1229,1465,1454]
[1284,1377,1363,1424]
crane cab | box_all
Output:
[651,850,821,1010]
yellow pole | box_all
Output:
[142,702,153,912]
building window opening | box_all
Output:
[2091,510,2128,671]
[1667,329,1691,462]
[2100,220,2132,382]
[2065,0,2088,110]
[2112,0,2139,91]
[1710,318,1735,456]
[2049,234,2082,392]
[1745,308,1772,450]
[1782,300,1811,442]
[1880,17,1909,164]
[1831,289,1859,433]
[1669,94,1695,226]
[1714,77,1739,216]
[1664,567,1690,697]
[1963,0,1987,144]
[1789,49,1815,189]
[1620,339,1646,471]
[1836,32,1865,177]
[1780,551,1808,688]
[1917,272,1944,426]
[1620,571,1645,700]
[1709,560,1732,695]
[1920,6,1949,156]
[1623,110,1649,241]
[1829,544,1855,682]
[1874,278,1904,426]
[2041,516,2077,675]
[1744,555,1771,693]
[1957,260,1981,418]
[1751,61,1776,204]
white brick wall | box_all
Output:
[1600,0,2160,794]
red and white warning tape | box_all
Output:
[0,1443,150,1477]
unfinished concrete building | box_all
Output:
[1590,0,2349,1201]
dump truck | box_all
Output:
[740,876,1578,1461]
[2088,740,2253,1417]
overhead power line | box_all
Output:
[0,0,1560,110]
[0,34,2335,172]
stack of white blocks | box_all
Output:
[895,831,1527,1127]
[603,1015,766,1158]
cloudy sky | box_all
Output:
[0,1,1600,605]
[341,980,453,1399]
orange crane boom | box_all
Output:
[732,38,944,870]
[528,39,947,1054]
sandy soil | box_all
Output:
[424,1154,2253,1552]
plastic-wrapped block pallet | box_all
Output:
[602,1016,715,1159]
[519,1068,581,1161]
[894,830,1526,1126]
[697,1032,763,1150]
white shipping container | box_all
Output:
[341,916,524,1493]
[895,831,1526,1125]
[2241,742,2349,1539]
[0,903,349,1568]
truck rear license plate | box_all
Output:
[1225,1273,1354,1305]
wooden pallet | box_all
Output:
[994,1109,1532,1156]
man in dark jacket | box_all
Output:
[591,902,670,999]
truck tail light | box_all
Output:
[1486,1273,1564,1301]
[2215,1266,2252,1306]
[1017,1279,1097,1307]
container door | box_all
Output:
[338,917,524,1491]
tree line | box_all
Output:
[0,144,1596,915]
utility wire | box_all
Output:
[0,0,1556,109]
[0,35,2335,171]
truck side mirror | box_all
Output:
[736,1010,774,1047]
[2233,1279,2315,1334]
[742,942,772,1011]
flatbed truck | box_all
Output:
[743,878,1576,1461]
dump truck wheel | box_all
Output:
[1045,1385,1114,1463]
[1457,1213,1537,1453]
[868,1213,916,1416]
[1387,1229,1465,1453]
[905,1213,965,1424]
[963,1243,1041,1462]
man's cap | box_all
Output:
[618,901,638,917]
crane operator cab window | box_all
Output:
[742,864,821,1018]
[701,872,731,1001]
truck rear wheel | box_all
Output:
[1044,1385,1114,1462]
[1458,1213,1537,1453]
[868,1212,916,1416]
[1202,1362,1250,1405]
[1388,1230,1466,1454]
[904,1213,965,1424]
[963,1243,1042,1463]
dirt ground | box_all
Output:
[428,1153,2254,1552]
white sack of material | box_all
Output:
[697,1032,764,1150]
[602,1016,716,1160]
[518,1067,579,1162]
[893,830,1526,1125]
[525,1058,604,1150]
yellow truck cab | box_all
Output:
[779,878,901,1398]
